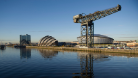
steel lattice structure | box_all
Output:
[73,4,121,47]
[81,21,94,47]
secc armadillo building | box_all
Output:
[77,34,114,44]
[38,35,58,46]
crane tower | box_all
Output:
[73,4,121,47]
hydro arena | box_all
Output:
[77,34,114,44]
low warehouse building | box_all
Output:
[127,43,138,47]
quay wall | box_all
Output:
[26,46,138,54]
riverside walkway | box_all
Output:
[26,46,138,54]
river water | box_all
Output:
[0,47,138,78]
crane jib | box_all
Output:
[73,4,121,23]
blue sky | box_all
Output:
[0,0,138,43]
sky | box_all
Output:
[0,0,138,43]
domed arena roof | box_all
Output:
[77,34,114,44]
[77,34,113,39]
[38,35,58,46]
[93,34,112,39]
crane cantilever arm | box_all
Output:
[73,4,121,23]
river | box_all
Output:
[0,47,138,78]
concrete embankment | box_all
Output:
[26,46,138,54]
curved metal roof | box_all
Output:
[38,35,58,46]
[94,34,110,38]
[77,34,113,39]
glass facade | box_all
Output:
[20,34,31,45]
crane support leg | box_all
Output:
[81,21,94,47]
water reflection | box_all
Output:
[0,48,6,50]
[38,49,58,59]
[73,52,110,78]
[0,47,6,51]
[20,48,31,59]
[0,48,5,52]
[0,49,5,55]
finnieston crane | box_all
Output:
[73,4,121,47]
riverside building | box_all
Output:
[38,35,58,46]
[77,34,114,44]
[20,34,31,45]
